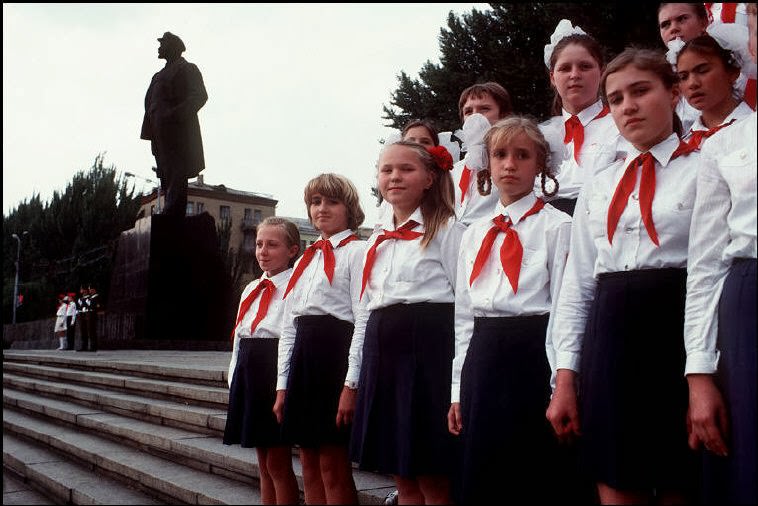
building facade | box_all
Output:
[136,174,278,260]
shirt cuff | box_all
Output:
[684,351,720,376]
[555,351,581,373]
[344,367,360,386]
[451,383,460,404]
[276,376,288,391]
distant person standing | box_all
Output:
[75,286,90,352]
[54,294,68,351]
[87,286,101,352]
[140,31,208,217]
[65,292,77,350]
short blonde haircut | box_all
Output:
[258,216,301,266]
[303,173,365,231]
[482,116,558,198]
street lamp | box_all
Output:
[12,231,29,324]
[124,171,161,214]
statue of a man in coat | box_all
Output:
[141,32,208,217]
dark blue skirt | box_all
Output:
[703,258,757,505]
[350,303,454,478]
[281,314,354,447]
[579,268,696,491]
[458,314,561,503]
[223,338,285,448]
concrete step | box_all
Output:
[3,361,229,408]
[3,387,396,504]
[3,407,261,504]
[3,467,56,505]
[3,432,164,505]
[2,350,230,388]
[3,373,227,436]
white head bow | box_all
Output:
[706,23,756,79]
[544,19,587,69]
[461,113,491,172]
[665,37,687,68]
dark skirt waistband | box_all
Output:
[597,267,686,284]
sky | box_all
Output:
[3,3,490,225]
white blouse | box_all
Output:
[345,207,465,384]
[452,193,572,401]
[684,111,757,375]
[276,229,368,390]
[228,268,292,386]
[685,101,754,140]
[551,133,701,378]
[538,99,621,201]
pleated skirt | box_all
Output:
[579,268,696,491]
[458,314,563,503]
[703,258,757,505]
[350,302,455,478]
[223,338,284,448]
[281,314,354,447]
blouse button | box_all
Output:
[625,227,634,233]
[677,203,684,210]
[631,194,638,200]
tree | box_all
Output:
[383,3,661,132]
[3,154,141,323]
[216,217,261,307]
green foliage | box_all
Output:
[383,3,661,132]
[216,218,261,306]
[3,154,142,323]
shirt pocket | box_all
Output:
[720,148,757,195]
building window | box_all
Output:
[220,205,231,223]
[244,208,252,221]
[196,202,205,214]
[186,202,195,215]
[243,231,255,250]
[254,209,262,224]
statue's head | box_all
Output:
[157,32,185,59]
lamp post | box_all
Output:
[124,171,161,214]
[12,231,29,324]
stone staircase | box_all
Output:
[2,350,395,505]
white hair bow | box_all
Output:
[665,37,687,69]
[707,23,757,79]
[461,113,491,172]
[544,19,587,69]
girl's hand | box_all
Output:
[273,389,286,424]
[447,402,463,436]
[546,369,581,443]
[336,386,357,428]
[687,374,729,457]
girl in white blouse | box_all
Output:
[675,31,753,149]
[684,5,757,503]
[547,48,702,504]
[538,19,620,216]
[348,141,465,504]
[273,173,367,504]
[448,116,575,503]
[223,217,300,505]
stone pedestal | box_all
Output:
[107,213,233,348]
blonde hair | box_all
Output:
[303,173,365,231]
[379,141,455,247]
[479,116,558,198]
[258,216,301,267]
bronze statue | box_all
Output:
[140,32,208,217]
